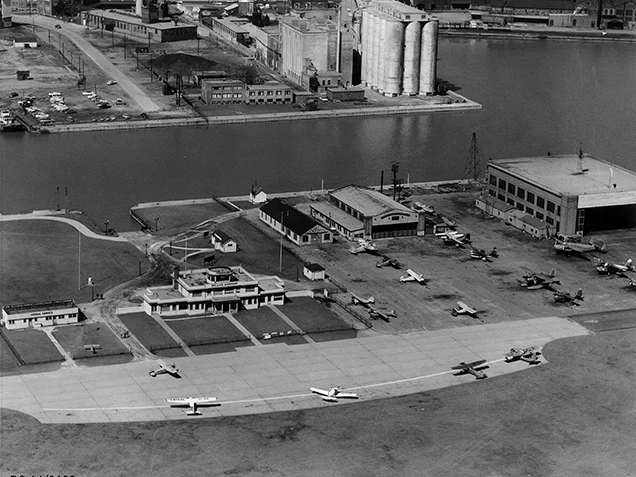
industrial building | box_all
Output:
[1,0,11,28]
[140,266,285,316]
[200,79,293,105]
[280,16,353,90]
[2,300,79,330]
[360,0,438,96]
[310,185,425,240]
[260,198,333,246]
[480,154,636,236]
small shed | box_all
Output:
[13,36,38,48]
[505,210,555,239]
[475,196,515,219]
[303,263,326,281]
[16,70,30,81]
[212,230,238,253]
[250,185,268,204]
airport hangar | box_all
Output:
[484,154,636,236]
[310,184,425,240]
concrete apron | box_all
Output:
[0,316,589,424]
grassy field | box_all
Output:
[2,329,635,477]
[1,328,63,366]
[234,307,307,345]
[0,221,147,307]
[166,316,248,346]
[118,313,179,352]
[52,322,130,359]
[133,201,231,235]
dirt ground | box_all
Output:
[2,328,635,477]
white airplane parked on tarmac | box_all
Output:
[166,397,220,415]
[399,268,426,284]
[310,386,359,402]
[149,359,180,378]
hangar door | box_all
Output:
[581,204,636,234]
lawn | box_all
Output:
[52,323,130,360]
[277,297,357,342]
[0,221,147,307]
[234,307,307,346]
[118,313,180,352]
[204,217,305,281]
[2,329,636,476]
[166,315,248,346]
[1,328,63,365]
[132,201,231,234]
[0,331,22,374]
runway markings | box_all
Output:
[42,358,508,414]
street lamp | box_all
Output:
[104,220,110,235]
[154,216,159,232]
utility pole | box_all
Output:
[391,161,399,201]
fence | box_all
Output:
[0,327,26,366]
[21,355,66,365]
[183,335,252,347]
[259,324,355,340]
[331,293,374,329]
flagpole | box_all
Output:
[78,230,81,291]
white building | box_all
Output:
[212,230,238,253]
[140,265,285,317]
[2,300,79,330]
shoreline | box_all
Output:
[39,95,482,134]
[440,27,636,42]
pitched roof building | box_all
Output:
[259,198,333,246]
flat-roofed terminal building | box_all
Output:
[2,300,79,330]
[140,266,285,317]
[482,154,636,236]
[310,185,425,240]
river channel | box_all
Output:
[1,37,635,231]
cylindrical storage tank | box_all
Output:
[383,19,405,96]
[360,10,371,84]
[376,16,388,93]
[402,21,421,95]
[370,13,381,89]
[419,20,438,95]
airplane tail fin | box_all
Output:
[576,289,584,300]
[549,269,556,277]
[626,259,633,269]
[368,296,375,304]
[464,233,471,242]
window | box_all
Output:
[517,187,525,199]
[489,175,498,186]
[526,206,534,215]
[498,178,506,190]
[498,193,505,201]
[536,196,545,209]
[527,192,535,204]
[507,198,515,206]
[557,205,561,216]
[488,189,495,197]
[508,183,516,194]
[391,216,400,221]
[302,235,310,243]
[547,201,555,213]
[546,217,554,225]
[323,233,331,241]
[516,202,524,211]
[536,212,544,220]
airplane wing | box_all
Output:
[465,359,487,367]
[167,397,218,407]
[334,392,358,399]
[310,387,329,397]
[400,275,414,282]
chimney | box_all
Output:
[172,266,180,290]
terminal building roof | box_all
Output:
[330,185,414,217]
[489,155,636,197]
[3,300,77,315]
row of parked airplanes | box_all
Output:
[148,346,542,414]
[349,230,635,320]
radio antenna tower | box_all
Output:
[464,132,480,181]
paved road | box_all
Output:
[0,316,589,423]
[13,14,162,112]
[0,213,128,242]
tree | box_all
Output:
[230,63,260,85]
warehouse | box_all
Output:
[260,198,333,246]
[482,153,636,236]
[311,185,425,240]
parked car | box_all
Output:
[106,80,117,85]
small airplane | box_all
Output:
[166,396,220,416]
[83,344,101,354]
[504,347,541,365]
[349,238,379,255]
[595,258,633,277]
[310,386,359,402]
[399,268,427,284]
[367,306,396,322]
[149,359,180,378]
[554,239,606,256]
[350,293,375,306]
[518,269,560,290]
[441,231,472,248]
[553,289,584,306]
[376,255,401,269]
[451,360,488,379]
[626,278,636,290]
[451,301,483,321]
[469,247,498,261]
[413,201,435,214]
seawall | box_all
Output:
[42,97,482,134]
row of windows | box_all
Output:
[491,175,560,215]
